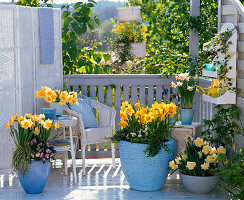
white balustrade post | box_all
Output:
[189,0,200,57]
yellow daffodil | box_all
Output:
[43,119,52,130]
[169,161,178,170]
[175,156,181,165]
[217,146,226,154]
[202,145,211,155]
[118,120,127,128]
[135,102,140,109]
[5,122,10,129]
[201,163,210,170]
[34,127,40,135]
[194,137,204,147]
[54,123,59,130]
[21,119,33,129]
[210,147,217,155]
[198,152,203,158]
[182,155,187,161]
[186,161,196,170]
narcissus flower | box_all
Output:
[43,119,52,130]
[186,161,196,170]
[217,146,226,154]
[169,161,178,170]
[202,145,211,155]
[201,163,210,170]
[54,123,59,130]
[194,137,204,147]
[34,127,40,135]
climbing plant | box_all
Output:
[129,0,218,75]
[13,0,53,7]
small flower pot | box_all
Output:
[115,42,146,58]
[50,102,63,116]
[40,108,56,119]
[18,160,50,194]
[180,173,220,194]
[179,108,195,125]
[119,139,175,191]
[117,7,141,21]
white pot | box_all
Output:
[131,42,146,57]
[117,7,141,21]
[180,173,220,194]
[115,42,146,58]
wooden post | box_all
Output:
[189,0,200,56]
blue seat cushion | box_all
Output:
[70,97,99,129]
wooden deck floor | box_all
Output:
[0,159,230,200]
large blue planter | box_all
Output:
[119,139,175,191]
[180,108,195,125]
[18,160,50,194]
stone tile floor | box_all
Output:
[0,159,230,200]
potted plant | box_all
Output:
[171,72,198,125]
[169,136,226,194]
[5,113,59,194]
[111,101,178,191]
[34,86,77,116]
[113,21,147,61]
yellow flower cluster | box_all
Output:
[118,101,178,128]
[169,137,227,174]
[34,86,77,105]
[113,22,148,43]
[6,113,59,131]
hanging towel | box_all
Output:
[38,8,54,64]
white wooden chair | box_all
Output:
[64,98,116,175]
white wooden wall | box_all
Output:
[219,0,244,147]
[0,5,62,172]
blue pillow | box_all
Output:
[70,97,99,129]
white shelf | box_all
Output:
[202,70,217,78]
[202,90,236,104]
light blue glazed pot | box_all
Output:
[119,139,175,191]
[40,108,56,120]
[18,160,50,194]
[50,102,63,116]
[180,108,195,125]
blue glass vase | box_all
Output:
[18,160,50,194]
[50,102,63,116]
[180,108,195,125]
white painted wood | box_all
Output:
[98,86,104,104]
[81,85,87,96]
[222,5,236,15]
[239,41,244,52]
[123,85,129,102]
[90,86,96,99]
[139,86,145,104]
[131,85,137,105]
[156,85,162,103]
[238,60,244,70]
[106,86,113,107]
[148,85,154,105]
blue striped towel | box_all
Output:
[38,8,54,64]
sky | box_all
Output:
[0,0,121,3]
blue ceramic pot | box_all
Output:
[18,160,50,194]
[180,108,195,125]
[40,108,56,120]
[50,102,63,116]
[119,139,175,191]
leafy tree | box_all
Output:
[13,0,53,7]
[129,0,218,75]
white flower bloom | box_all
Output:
[177,82,183,87]
[187,86,194,91]
[171,81,177,88]
[130,133,136,137]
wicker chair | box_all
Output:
[64,98,116,175]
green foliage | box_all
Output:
[218,150,244,200]
[62,1,113,74]
[13,0,53,7]
[129,0,218,74]
[201,105,244,147]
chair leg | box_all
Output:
[64,152,68,175]
[70,149,77,183]
[82,145,86,175]
[111,142,116,169]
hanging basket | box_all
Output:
[117,7,141,21]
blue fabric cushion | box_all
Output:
[70,97,99,129]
